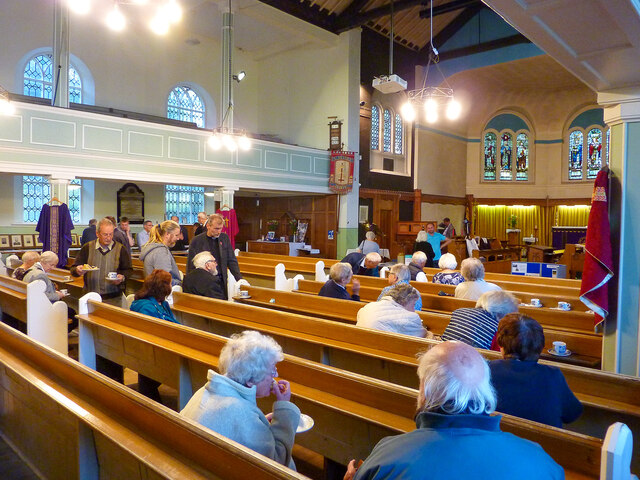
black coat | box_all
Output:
[186,232,242,292]
[413,242,436,268]
[341,252,379,277]
[318,280,360,301]
[182,268,225,300]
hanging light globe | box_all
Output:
[446,99,461,120]
[401,102,416,122]
[222,134,237,151]
[424,98,438,123]
[106,5,126,31]
[238,134,251,151]
[208,133,222,150]
[68,0,91,15]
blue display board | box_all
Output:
[511,262,567,279]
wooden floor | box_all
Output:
[0,435,39,480]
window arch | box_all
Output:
[565,108,608,181]
[394,113,403,154]
[167,86,206,128]
[482,113,532,182]
[371,105,380,150]
[23,176,50,223]
[23,54,83,103]
[382,109,392,152]
[369,103,407,175]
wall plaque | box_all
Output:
[117,183,145,224]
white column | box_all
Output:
[221,9,234,130]
[216,187,237,210]
[49,176,72,204]
[53,0,70,107]
[599,90,640,375]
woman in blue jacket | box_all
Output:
[130,269,179,400]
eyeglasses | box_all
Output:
[205,260,217,265]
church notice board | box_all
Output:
[117,183,144,224]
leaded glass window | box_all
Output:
[500,133,513,180]
[483,132,497,181]
[165,185,204,224]
[371,105,379,150]
[569,130,583,180]
[606,128,610,166]
[382,109,391,152]
[23,176,50,223]
[516,133,529,181]
[167,86,205,128]
[69,179,81,224]
[394,114,403,154]
[23,54,82,103]
[587,128,602,179]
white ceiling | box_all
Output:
[482,0,640,94]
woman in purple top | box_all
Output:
[432,253,465,285]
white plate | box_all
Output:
[524,303,543,308]
[297,414,314,433]
[547,348,572,357]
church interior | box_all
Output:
[0,0,639,478]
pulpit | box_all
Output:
[506,229,521,246]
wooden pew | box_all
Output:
[472,246,522,273]
[0,321,307,480]
[295,279,601,363]
[77,299,603,479]
[238,251,340,268]
[0,274,68,353]
[370,271,583,307]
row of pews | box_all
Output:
[0,251,635,478]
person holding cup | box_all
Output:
[489,313,583,428]
[181,330,300,469]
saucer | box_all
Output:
[526,303,543,308]
[237,294,251,299]
[547,348,572,357]
[297,414,314,433]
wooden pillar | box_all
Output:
[413,189,422,221]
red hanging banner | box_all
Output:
[329,150,355,194]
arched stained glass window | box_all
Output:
[165,185,204,224]
[394,114,403,154]
[483,132,497,181]
[382,109,391,152]
[370,105,379,150]
[69,179,81,224]
[167,86,205,128]
[587,128,603,179]
[24,54,82,103]
[569,130,584,180]
[23,176,50,223]
[500,133,513,180]
[516,133,529,181]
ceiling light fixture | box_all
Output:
[106,3,126,30]
[401,0,461,123]
[68,0,91,15]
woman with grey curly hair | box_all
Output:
[454,258,501,300]
[181,331,301,469]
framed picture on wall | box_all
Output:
[10,235,22,248]
[22,235,34,248]
[71,234,79,246]
[0,235,9,249]
[34,236,43,247]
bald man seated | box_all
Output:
[345,341,563,480]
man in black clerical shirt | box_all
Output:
[186,213,242,299]
[182,251,225,299]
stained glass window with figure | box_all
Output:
[500,133,513,180]
[371,106,379,150]
[516,133,529,181]
[383,109,391,152]
[587,128,602,179]
[484,132,497,181]
[167,86,205,128]
[569,130,583,180]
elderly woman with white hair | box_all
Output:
[181,331,301,469]
[318,262,361,301]
[357,231,380,255]
[432,253,465,286]
[454,257,501,300]
[441,290,519,350]
[12,251,40,281]
[357,283,426,337]
[23,251,78,332]
[413,230,435,267]
[377,264,422,311]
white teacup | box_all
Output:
[107,271,118,280]
[59,289,68,296]
[240,290,249,297]
[558,301,571,311]
[553,341,567,355]
[530,298,541,307]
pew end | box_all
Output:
[601,422,638,480]
[26,279,68,355]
